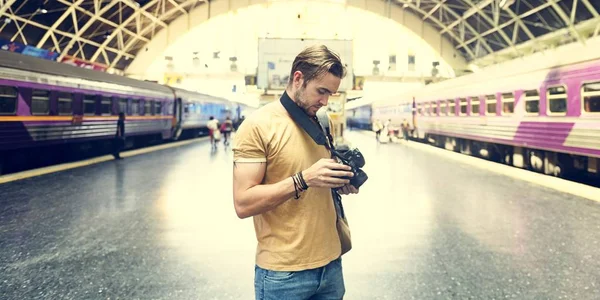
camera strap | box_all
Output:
[280,91,328,146]
[279,91,346,219]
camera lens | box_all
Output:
[350,169,368,189]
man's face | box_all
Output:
[293,72,341,117]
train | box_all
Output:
[0,50,253,174]
[346,57,600,180]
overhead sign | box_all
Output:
[257,38,353,92]
[0,38,60,61]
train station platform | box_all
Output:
[1,130,599,299]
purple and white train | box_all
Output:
[0,50,252,174]
[348,57,600,178]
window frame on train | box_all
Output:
[57,91,73,115]
[432,101,439,116]
[118,98,128,115]
[459,97,467,116]
[524,89,540,116]
[31,89,50,115]
[100,96,112,116]
[440,100,448,116]
[485,94,496,115]
[83,94,96,116]
[448,99,456,116]
[0,85,18,115]
[581,81,600,114]
[131,99,141,115]
[470,96,480,116]
[547,85,568,116]
[500,92,515,115]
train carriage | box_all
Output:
[0,50,250,174]
[352,57,600,179]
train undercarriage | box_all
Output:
[419,132,599,184]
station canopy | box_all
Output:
[1,0,599,71]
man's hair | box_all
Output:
[288,45,347,87]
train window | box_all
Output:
[131,99,140,115]
[441,101,447,115]
[501,92,514,115]
[118,98,127,114]
[150,100,156,115]
[31,89,50,115]
[459,98,467,115]
[524,90,540,115]
[485,95,496,115]
[582,82,600,113]
[547,86,567,114]
[0,85,18,115]
[470,97,480,116]
[417,103,423,115]
[83,94,96,115]
[447,99,455,116]
[144,100,151,115]
[58,92,72,115]
[156,101,162,115]
[101,96,111,115]
[432,101,438,115]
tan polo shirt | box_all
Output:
[232,100,341,271]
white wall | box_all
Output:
[126,0,467,82]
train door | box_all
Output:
[172,97,183,140]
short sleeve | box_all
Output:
[232,118,267,163]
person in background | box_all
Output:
[401,118,410,141]
[113,112,125,159]
[207,116,219,149]
[220,116,233,146]
[373,119,383,142]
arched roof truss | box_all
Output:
[0,0,598,70]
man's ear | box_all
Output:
[292,71,304,88]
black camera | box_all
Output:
[332,145,368,189]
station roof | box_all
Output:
[1,0,599,71]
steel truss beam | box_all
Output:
[109,0,205,68]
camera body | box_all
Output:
[332,145,368,189]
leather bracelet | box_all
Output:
[297,171,309,190]
[291,175,300,199]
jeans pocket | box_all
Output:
[265,270,295,281]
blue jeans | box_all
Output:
[254,257,345,300]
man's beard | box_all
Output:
[293,86,313,116]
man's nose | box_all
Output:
[319,96,329,106]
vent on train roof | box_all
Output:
[0,69,29,82]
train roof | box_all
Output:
[0,50,171,94]
[169,86,232,103]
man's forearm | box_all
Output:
[234,176,298,219]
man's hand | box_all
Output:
[302,159,354,189]
[337,184,359,195]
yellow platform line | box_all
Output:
[351,131,600,204]
[0,137,209,185]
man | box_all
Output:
[207,116,219,149]
[220,116,233,146]
[113,112,125,159]
[401,118,410,141]
[232,45,359,300]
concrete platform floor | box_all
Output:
[1,130,599,299]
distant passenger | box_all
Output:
[207,116,219,149]
[373,119,383,142]
[113,112,125,159]
[220,116,233,146]
[401,119,410,141]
